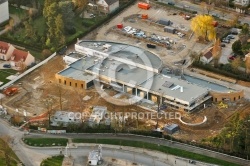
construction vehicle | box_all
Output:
[3,87,18,96]
[138,2,150,10]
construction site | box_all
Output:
[0,1,250,144]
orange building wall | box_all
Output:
[55,74,86,89]
[209,90,244,102]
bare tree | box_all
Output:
[55,84,66,110]
[212,39,222,67]
[200,2,214,15]
[43,97,54,128]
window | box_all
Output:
[59,79,61,83]
[64,80,66,85]
[70,82,71,86]
[75,83,77,87]
[81,84,83,88]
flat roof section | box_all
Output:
[141,74,209,103]
[77,41,162,70]
[183,75,234,93]
[59,67,96,82]
[69,56,98,71]
[87,58,154,86]
[67,52,85,59]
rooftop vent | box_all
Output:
[162,81,173,88]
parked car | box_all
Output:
[227,35,235,39]
[3,64,11,68]
[222,39,230,43]
[231,31,238,35]
[168,2,175,5]
[228,54,237,60]
[89,14,95,18]
[220,43,226,47]
[183,5,190,8]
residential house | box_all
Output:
[234,0,250,13]
[96,0,119,14]
[0,0,9,24]
[9,49,35,68]
[0,41,15,60]
[201,48,213,64]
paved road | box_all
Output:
[31,146,171,166]
[157,0,250,23]
[1,117,249,166]
[25,133,249,166]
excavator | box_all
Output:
[3,87,18,96]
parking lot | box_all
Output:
[219,34,239,64]
[94,3,208,67]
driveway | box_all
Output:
[220,35,238,64]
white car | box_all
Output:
[184,5,190,8]
[124,26,132,32]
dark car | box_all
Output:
[147,43,156,49]
[221,43,226,47]
[58,46,67,55]
[231,31,238,35]
[3,64,11,68]
[168,2,175,5]
[229,56,235,60]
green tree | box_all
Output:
[55,14,65,46]
[24,18,37,43]
[232,40,243,55]
[59,1,75,31]
[231,57,241,71]
[241,23,249,35]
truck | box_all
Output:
[164,26,176,34]
[158,19,172,26]
[138,2,150,10]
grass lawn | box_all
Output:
[0,139,20,166]
[24,138,68,147]
[0,69,18,85]
[9,6,27,20]
[40,155,64,166]
[33,17,46,37]
[73,138,240,166]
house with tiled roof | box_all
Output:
[96,0,119,13]
[9,49,35,68]
[201,47,213,64]
[0,41,15,61]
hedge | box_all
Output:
[192,61,250,82]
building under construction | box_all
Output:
[55,40,243,112]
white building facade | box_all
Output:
[0,0,9,24]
